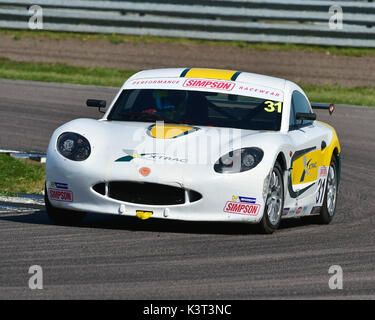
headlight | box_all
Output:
[57,132,91,161]
[214,147,263,173]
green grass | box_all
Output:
[0,154,45,196]
[0,57,136,87]
[2,28,375,57]
[0,57,374,106]
[303,84,375,106]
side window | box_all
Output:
[290,91,313,130]
[289,103,296,130]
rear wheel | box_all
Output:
[317,156,338,224]
[44,186,86,226]
[258,162,284,234]
[301,156,338,225]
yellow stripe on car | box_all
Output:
[291,122,341,186]
[148,123,198,139]
[291,149,325,185]
[183,68,239,81]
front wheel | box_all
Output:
[258,162,284,234]
[44,186,86,226]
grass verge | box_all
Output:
[302,84,375,107]
[0,57,136,87]
[0,154,45,196]
[2,28,375,57]
[1,58,374,106]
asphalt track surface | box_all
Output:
[0,79,374,299]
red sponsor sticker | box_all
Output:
[237,86,281,97]
[223,201,260,216]
[183,79,235,91]
[139,167,151,176]
[131,79,181,85]
[49,188,73,202]
[320,166,328,177]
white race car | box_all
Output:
[45,68,341,233]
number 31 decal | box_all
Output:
[264,101,283,113]
[316,178,326,205]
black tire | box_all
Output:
[44,186,86,226]
[258,162,284,234]
[316,156,338,224]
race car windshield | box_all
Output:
[107,89,283,131]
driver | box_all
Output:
[144,90,188,121]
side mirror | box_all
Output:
[311,103,335,115]
[296,112,316,121]
[86,99,106,113]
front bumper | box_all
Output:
[46,152,269,224]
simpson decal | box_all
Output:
[224,201,260,216]
[183,79,235,91]
[49,188,73,202]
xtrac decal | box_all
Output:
[300,156,318,183]
[292,150,320,185]
[49,188,73,202]
[115,149,187,163]
[224,195,260,216]
[288,146,317,199]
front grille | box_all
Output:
[93,183,105,195]
[93,181,202,206]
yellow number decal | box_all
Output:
[276,101,282,113]
[264,101,282,113]
[264,101,275,112]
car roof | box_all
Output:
[128,68,287,91]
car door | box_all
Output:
[286,91,328,203]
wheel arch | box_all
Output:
[276,152,287,173]
[275,151,288,202]
[332,147,341,186]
